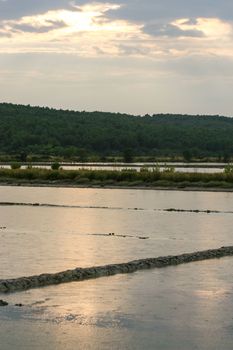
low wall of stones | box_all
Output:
[1,246,233,293]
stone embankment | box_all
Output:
[1,246,233,293]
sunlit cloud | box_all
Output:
[141,17,233,59]
[172,17,232,38]
[0,1,233,60]
[0,3,121,35]
[0,2,143,56]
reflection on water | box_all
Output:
[0,163,225,172]
[0,186,233,278]
[0,186,233,349]
[1,258,233,349]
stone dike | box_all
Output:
[1,246,233,293]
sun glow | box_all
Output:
[2,3,122,35]
[0,2,143,55]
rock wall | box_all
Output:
[1,246,233,293]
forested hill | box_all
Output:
[0,103,233,160]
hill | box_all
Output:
[0,103,232,161]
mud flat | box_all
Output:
[1,246,233,293]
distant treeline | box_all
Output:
[0,103,233,161]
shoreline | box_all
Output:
[0,161,228,169]
[0,180,233,192]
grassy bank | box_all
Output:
[0,168,233,190]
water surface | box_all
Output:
[0,186,233,349]
[0,162,226,172]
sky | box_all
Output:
[0,0,233,116]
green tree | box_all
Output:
[123,148,134,163]
[183,150,192,162]
[51,162,60,170]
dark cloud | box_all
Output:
[0,0,71,20]
[143,23,204,38]
[0,0,95,20]
[106,0,233,22]
[1,0,233,22]
[12,20,67,34]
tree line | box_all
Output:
[0,103,232,161]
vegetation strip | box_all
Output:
[1,246,233,293]
[0,202,123,210]
[0,168,233,190]
[161,208,233,214]
[0,202,232,214]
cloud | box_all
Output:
[0,0,72,20]
[10,20,67,34]
[0,1,232,60]
[143,22,204,38]
[0,1,233,116]
[0,29,11,37]
[172,17,232,38]
[1,52,233,116]
[0,3,143,56]
[1,0,233,24]
[105,0,233,22]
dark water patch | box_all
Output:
[1,246,233,293]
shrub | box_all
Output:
[10,162,21,169]
[224,164,233,174]
[140,167,149,173]
[162,165,175,173]
[51,162,60,170]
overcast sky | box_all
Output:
[0,0,233,115]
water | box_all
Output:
[1,186,233,278]
[0,162,226,172]
[0,186,233,349]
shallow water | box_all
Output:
[0,186,233,349]
[1,258,233,350]
[0,186,233,278]
[0,162,225,172]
